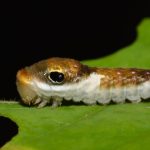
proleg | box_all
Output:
[16,57,150,107]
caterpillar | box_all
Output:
[16,57,150,107]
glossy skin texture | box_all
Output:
[16,57,150,107]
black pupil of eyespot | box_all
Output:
[49,72,64,83]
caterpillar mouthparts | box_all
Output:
[16,57,150,107]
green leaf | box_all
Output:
[1,18,150,150]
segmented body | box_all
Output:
[16,57,150,107]
[95,68,150,104]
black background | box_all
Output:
[0,1,150,99]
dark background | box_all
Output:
[0,2,150,99]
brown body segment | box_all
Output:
[96,68,150,89]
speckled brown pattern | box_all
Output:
[96,68,150,89]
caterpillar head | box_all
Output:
[16,57,90,105]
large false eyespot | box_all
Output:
[48,71,64,84]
